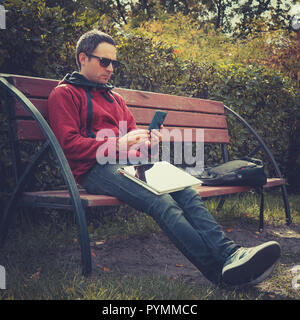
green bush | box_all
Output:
[0,0,99,78]
[209,63,299,191]
[111,30,299,191]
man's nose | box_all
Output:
[106,62,114,72]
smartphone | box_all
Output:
[148,110,167,131]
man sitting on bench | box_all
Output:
[47,29,281,288]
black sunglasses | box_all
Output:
[86,53,120,68]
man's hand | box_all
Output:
[117,126,163,152]
[117,129,150,152]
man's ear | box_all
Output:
[79,52,87,68]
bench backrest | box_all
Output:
[6,75,229,144]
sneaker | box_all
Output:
[222,241,281,288]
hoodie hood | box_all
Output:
[61,71,114,91]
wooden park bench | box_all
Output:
[0,74,292,276]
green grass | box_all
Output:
[0,191,299,300]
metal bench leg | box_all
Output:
[216,196,226,211]
[259,189,264,232]
[281,185,292,225]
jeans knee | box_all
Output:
[147,194,184,226]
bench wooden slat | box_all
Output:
[131,107,227,128]
[21,178,285,208]
[114,88,225,114]
[195,178,285,197]
[15,100,227,129]
[15,98,48,117]
[11,76,58,98]
[10,75,224,115]
[21,190,123,207]
[15,120,230,143]
[14,120,45,140]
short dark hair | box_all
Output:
[75,30,116,70]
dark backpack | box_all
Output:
[198,157,267,231]
[199,157,267,187]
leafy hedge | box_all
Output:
[210,63,299,185]
[112,31,299,192]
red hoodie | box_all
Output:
[47,72,137,184]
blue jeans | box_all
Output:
[81,163,239,284]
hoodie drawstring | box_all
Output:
[85,89,96,138]
[85,90,121,139]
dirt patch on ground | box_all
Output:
[85,222,300,286]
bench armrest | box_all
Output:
[0,76,91,275]
[224,104,284,179]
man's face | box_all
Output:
[79,42,117,84]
